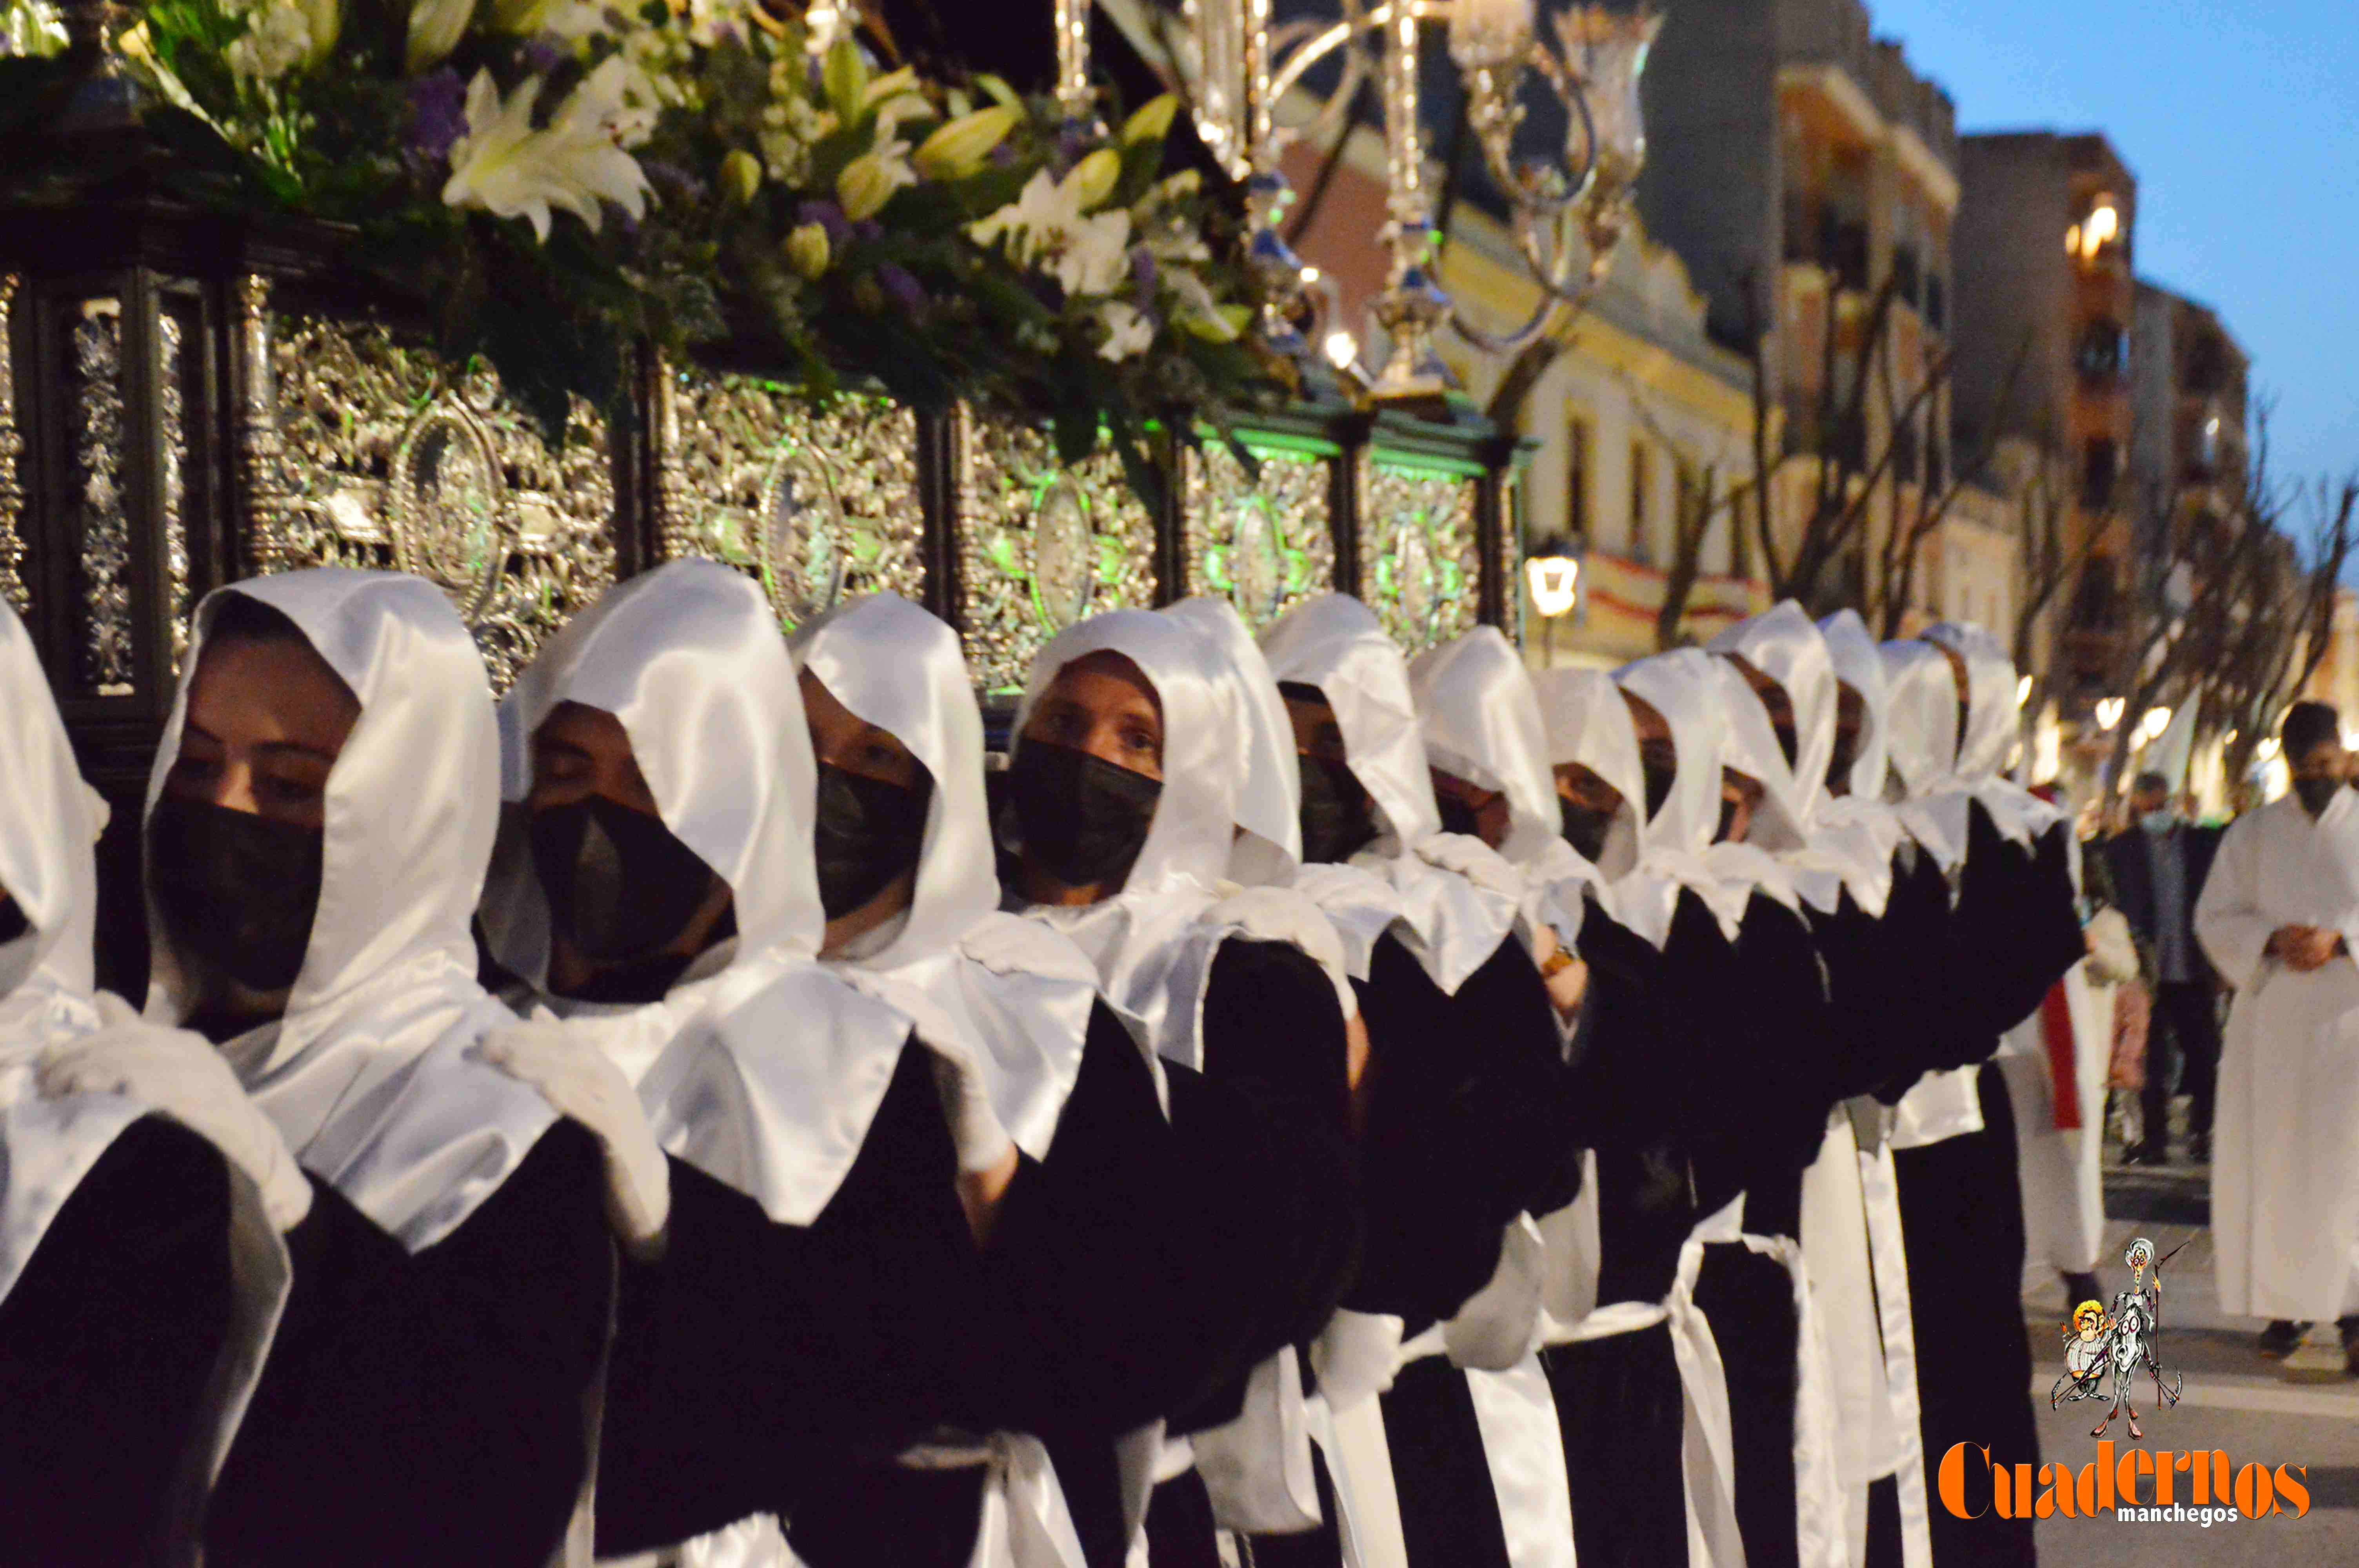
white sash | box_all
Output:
[898,1432,1089,1568]
[1857,1145,1934,1568]
[1463,1356,1579,1568]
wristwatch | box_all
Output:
[1540,946,1578,979]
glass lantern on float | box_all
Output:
[1085,0,1660,399]
[1524,531,1580,666]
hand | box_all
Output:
[1415,835,1525,902]
[477,1018,669,1259]
[38,996,313,1231]
[1311,1309,1405,1412]
[927,1048,1019,1247]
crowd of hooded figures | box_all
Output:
[0,559,2107,1568]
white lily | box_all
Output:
[1097,301,1154,362]
[226,0,316,80]
[405,0,474,73]
[441,67,652,242]
[489,0,606,36]
[969,166,1133,298]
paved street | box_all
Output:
[2009,1166,2359,1564]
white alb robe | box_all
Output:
[2195,788,2359,1321]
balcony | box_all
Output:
[1783,200,1872,294]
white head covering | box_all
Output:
[1532,666,1646,883]
[483,559,914,1226]
[1876,640,1968,873]
[1012,610,1352,1069]
[1813,610,1909,888]
[1162,596,1302,887]
[1921,622,2065,848]
[1260,595,1523,993]
[1614,648,1794,943]
[2,599,147,1296]
[794,593,1097,1159]
[1409,627,1604,945]
[145,571,558,1251]
[1710,603,1897,916]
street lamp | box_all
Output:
[1525,531,1580,666]
[2094,696,2126,731]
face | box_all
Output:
[529,701,658,816]
[166,636,362,829]
[1827,683,1865,796]
[2291,741,2348,792]
[1934,642,1971,755]
[1023,652,1164,779]
[1430,768,1512,850]
[2130,785,2168,818]
[1624,691,1677,822]
[1719,768,1763,843]
[1285,692,1350,769]
[1555,762,1623,818]
[802,670,924,791]
[1725,655,1797,768]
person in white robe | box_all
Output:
[2195,699,2359,1374]
[4,595,308,1566]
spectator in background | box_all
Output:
[2104,771,2225,1164]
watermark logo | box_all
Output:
[1937,1442,2310,1521]
[2052,1235,2185,1439]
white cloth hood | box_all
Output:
[1411,628,1603,945]
[1922,622,2064,848]
[1163,596,1304,886]
[1813,609,1907,899]
[1615,650,1791,944]
[1876,640,1968,873]
[1013,609,1352,1067]
[1261,595,1523,993]
[1711,603,1895,916]
[1532,666,1647,882]
[146,571,558,1252]
[794,593,1094,1161]
[487,562,918,1227]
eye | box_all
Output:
[165,755,222,795]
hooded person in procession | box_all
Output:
[1528,658,1750,1568]
[1874,628,2080,1568]
[798,590,1292,1566]
[75,570,630,1566]
[1001,606,1365,1566]
[2197,699,2359,1375]
[481,560,1132,1567]
[1617,647,1846,1568]
[2,597,312,1566]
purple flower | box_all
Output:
[522,36,563,74]
[796,200,851,247]
[643,159,704,202]
[1050,123,1086,178]
[987,142,1018,169]
[406,69,468,164]
[877,263,926,311]
[1129,243,1158,303]
[851,218,884,244]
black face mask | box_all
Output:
[0,892,26,946]
[149,795,324,993]
[2294,775,2346,818]
[530,796,721,966]
[1299,754,1379,864]
[1559,797,1615,862]
[814,762,931,921]
[1826,729,1861,795]
[1008,741,1161,889]
[1435,792,1482,839]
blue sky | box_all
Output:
[1867,0,2356,505]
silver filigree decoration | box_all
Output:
[956,410,1158,693]
[70,301,133,695]
[1182,439,1336,630]
[159,312,192,670]
[1360,458,1481,652]
[657,367,923,631]
[0,275,24,615]
[256,308,618,691]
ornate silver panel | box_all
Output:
[159,311,191,669]
[1359,457,1480,653]
[0,276,24,616]
[657,367,922,631]
[69,299,132,695]
[955,410,1157,693]
[240,278,618,691]
[1181,438,1335,630]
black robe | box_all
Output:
[204,1120,614,1568]
[0,1116,234,1567]
[1890,807,2083,1568]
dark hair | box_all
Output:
[2132,771,2169,796]
[205,590,311,650]
[2282,701,2341,760]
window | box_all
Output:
[1627,439,1652,563]
[2082,438,2120,510]
[2075,319,2125,385]
[1567,413,1593,544]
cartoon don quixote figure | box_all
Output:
[2052,1236,2186,1439]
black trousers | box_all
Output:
[1890,1065,2037,1568]
[1692,1242,1801,1568]
[2143,980,2222,1142]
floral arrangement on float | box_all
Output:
[2,0,1285,492]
